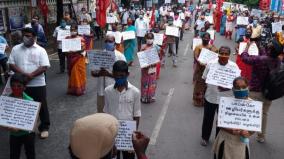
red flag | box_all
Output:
[38,0,48,17]
[150,6,156,29]
[96,0,111,28]
[111,0,118,12]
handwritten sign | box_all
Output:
[0,43,6,54]
[198,48,218,64]
[62,38,82,52]
[78,25,91,35]
[248,42,259,56]
[236,16,249,25]
[153,33,164,46]
[57,30,70,41]
[218,97,263,132]
[192,38,202,50]
[165,26,179,37]
[207,30,215,40]
[115,120,136,151]
[205,16,214,24]
[106,16,116,24]
[206,64,241,89]
[0,96,41,131]
[272,22,282,33]
[238,42,247,55]
[137,48,160,68]
[122,31,136,40]
[87,50,116,70]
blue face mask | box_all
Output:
[60,22,66,28]
[233,89,249,99]
[199,31,205,37]
[114,77,127,87]
[105,42,115,51]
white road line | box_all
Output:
[149,88,175,145]
[183,43,190,56]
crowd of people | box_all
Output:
[0,1,284,159]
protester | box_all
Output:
[10,30,23,46]
[30,15,47,47]
[79,7,92,23]
[8,27,51,139]
[225,12,234,40]
[79,19,94,50]
[124,18,137,66]
[194,14,206,37]
[64,12,77,26]
[164,16,178,67]
[200,46,239,146]
[248,17,262,40]
[0,34,8,84]
[135,12,149,51]
[220,10,227,36]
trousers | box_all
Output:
[10,133,35,159]
[58,49,66,72]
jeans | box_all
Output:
[10,133,35,159]
[57,49,66,72]
[137,37,145,51]
[165,43,177,65]
[25,86,50,131]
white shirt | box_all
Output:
[135,18,149,37]
[53,26,71,49]
[122,11,129,24]
[8,43,50,87]
[195,19,205,30]
[202,59,238,104]
[79,13,92,22]
[104,82,141,120]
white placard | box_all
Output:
[165,26,179,37]
[207,30,215,40]
[0,43,6,54]
[236,16,249,25]
[137,48,160,68]
[106,16,116,24]
[154,33,164,46]
[165,0,171,3]
[178,0,185,3]
[0,96,41,131]
[115,120,136,151]
[206,64,241,89]
[92,12,96,18]
[198,48,218,64]
[205,16,214,24]
[238,42,247,55]
[272,22,282,33]
[62,38,82,52]
[248,42,259,56]
[251,9,261,18]
[87,50,116,70]
[192,38,202,50]
[122,31,136,40]
[174,20,182,28]
[218,97,263,132]
[57,30,70,41]
[78,25,91,35]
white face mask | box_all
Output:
[146,39,154,45]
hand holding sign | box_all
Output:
[62,38,82,52]
[198,48,218,64]
[153,33,164,46]
[122,31,136,40]
[165,26,179,37]
[57,30,70,41]
[137,48,160,68]
[78,25,91,35]
[87,50,116,70]
[115,120,136,151]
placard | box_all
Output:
[165,0,171,3]
[178,0,185,3]
[218,97,263,132]
[206,64,241,89]
[106,16,116,24]
[0,96,41,131]
[198,48,218,64]
[137,48,160,68]
[272,22,282,33]
[92,11,96,18]
[153,33,164,46]
[78,25,91,35]
[192,38,202,50]
[238,42,247,55]
[115,120,136,151]
[248,42,259,56]
[236,16,249,25]
[57,30,71,41]
[165,26,179,37]
[62,38,82,52]
[251,9,262,18]
[0,43,6,54]
[205,16,214,24]
[207,30,215,40]
[122,31,136,40]
[87,50,116,70]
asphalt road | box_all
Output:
[0,29,284,159]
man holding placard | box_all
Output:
[135,12,149,51]
[164,16,178,67]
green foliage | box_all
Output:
[230,0,259,8]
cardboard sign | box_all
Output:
[106,16,116,24]
[238,42,247,55]
[115,120,136,151]
[218,97,263,132]
[248,42,259,56]
[205,16,214,24]
[57,30,70,41]
[206,64,241,89]
[122,31,136,40]
[62,38,82,52]
[165,26,179,37]
[198,48,218,64]
[0,43,6,54]
[272,22,282,33]
[153,33,164,46]
[192,38,202,51]
[137,48,160,68]
[207,30,215,40]
[87,50,116,70]
[236,16,249,25]
[91,12,96,18]
[178,0,185,3]
[78,25,91,35]
[0,96,41,131]
[165,0,171,3]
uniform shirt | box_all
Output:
[8,43,50,87]
[202,59,239,104]
[104,82,141,120]
[53,26,71,49]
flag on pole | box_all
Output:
[96,0,111,28]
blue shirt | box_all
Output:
[0,35,7,59]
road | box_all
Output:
[0,29,284,159]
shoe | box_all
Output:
[200,139,208,146]
[40,131,49,139]
[256,136,265,143]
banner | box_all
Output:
[137,48,160,68]
[87,50,116,70]
[115,120,136,151]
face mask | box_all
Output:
[71,31,77,36]
[233,88,249,99]
[105,42,115,51]
[60,22,66,28]
[23,36,35,47]
[11,87,24,97]
[218,55,230,65]
[114,77,127,87]
[146,39,154,45]
[199,32,205,37]
[139,15,143,19]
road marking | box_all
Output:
[183,43,190,56]
[149,88,175,145]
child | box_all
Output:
[7,73,36,159]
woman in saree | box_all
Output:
[192,33,218,107]
[66,24,87,96]
[220,10,227,36]
[124,18,137,66]
[141,32,160,103]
